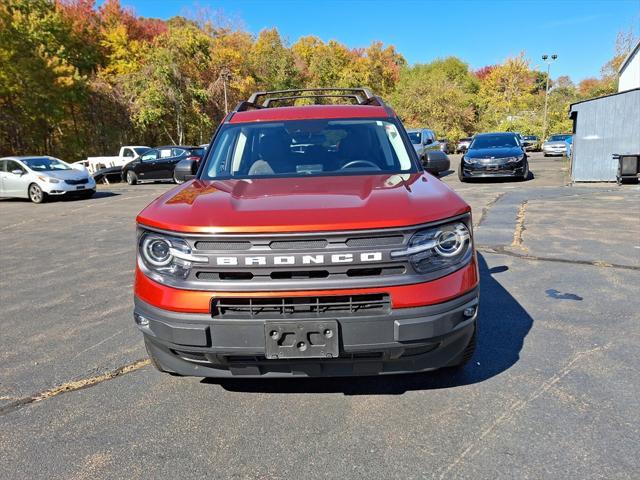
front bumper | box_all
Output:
[542,146,566,155]
[41,181,96,195]
[461,161,525,178]
[136,287,479,377]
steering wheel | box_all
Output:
[340,160,381,170]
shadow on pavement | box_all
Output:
[211,254,533,395]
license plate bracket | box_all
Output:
[264,320,339,359]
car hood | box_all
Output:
[137,173,470,234]
[412,144,424,152]
[465,147,523,159]
[35,169,90,181]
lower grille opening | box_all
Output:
[346,266,405,277]
[212,294,391,318]
[172,350,209,363]
[271,270,329,280]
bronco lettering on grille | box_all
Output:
[214,252,383,267]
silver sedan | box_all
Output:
[0,156,97,203]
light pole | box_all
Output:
[220,68,232,114]
[541,54,557,141]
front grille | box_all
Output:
[64,178,89,185]
[345,236,403,247]
[211,294,390,318]
[195,241,251,251]
[269,239,328,250]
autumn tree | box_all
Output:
[390,57,478,140]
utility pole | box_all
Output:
[542,54,557,141]
[220,68,232,114]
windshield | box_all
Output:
[201,119,416,180]
[22,157,71,171]
[134,147,149,155]
[548,135,571,142]
[407,132,422,144]
[469,135,518,149]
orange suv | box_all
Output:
[134,88,479,377]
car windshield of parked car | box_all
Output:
[134,147,149,155]
[407,132,422,144]
[548,135,571,142]
[22,157,71,171]
[470,135,518,149]
[202,119,415,179]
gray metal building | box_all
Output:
[569,88,640,182]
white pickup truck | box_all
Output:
[76,146,150,174]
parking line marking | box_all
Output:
[0,358,150,417]
[437,343,610,479]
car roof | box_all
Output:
[1,156,53,161]
[154,145,200,149]
[229,104,390,124]
[475,132,517,137]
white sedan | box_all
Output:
[0,156,97,203]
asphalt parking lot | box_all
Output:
[1,152,639,479]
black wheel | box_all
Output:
[458,166,467,182]
[449,328,476,368]
[28,183,46,203]
[173,172,185,184]
[518,161,530,181]
[126,170,138,185]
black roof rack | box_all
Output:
[233,87,390,113]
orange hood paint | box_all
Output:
[136,173,470,234]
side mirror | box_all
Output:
[424,138,433,146]
[11,169,24,176]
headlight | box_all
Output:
[138,231,208,281]
[462,157,476,164]
[391,221,472,274]
[37,175,60,183]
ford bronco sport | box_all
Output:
[134,88,479,377]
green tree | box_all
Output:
[390,57,478,140]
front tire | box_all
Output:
[28,183,46,203]
[458,167,467,182]
[518,161,530,181]
[173,172,185,184]
[126,170,138,185]
[80,189,95,199]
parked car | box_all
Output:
[173,147,207,184]
[542,134,572,156]
[122,146,204,185]
[135,87,479,378]
[438,139,452,154]
[77,146,149,174]
[0,156,96,203]
[521,135,540,151]
[406,128,450,174]
[458,132,529,182]
[456,137,473,153]
[564,135,573,159]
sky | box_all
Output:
[113,0,640,82]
